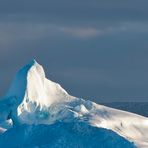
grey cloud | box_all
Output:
[0,0,148,23]
[0,22,103,48]
[1,20,148,49]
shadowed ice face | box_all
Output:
[0,101,10,122]
[0,97,18,123]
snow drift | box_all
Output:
[0,60,147,147]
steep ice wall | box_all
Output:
[7,60,71,106]
[2,60,73,125]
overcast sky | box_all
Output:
[0,0,148,102]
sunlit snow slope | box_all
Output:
[0,60,148,148]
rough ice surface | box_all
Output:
[0,60,147,147]
[0,122,134,148]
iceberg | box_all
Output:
[0,60,147,147]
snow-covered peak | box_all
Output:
[7,60,71,107]
[2,60,73,125]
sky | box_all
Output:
[0,0,148,102]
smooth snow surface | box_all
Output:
[0,60,147,147]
